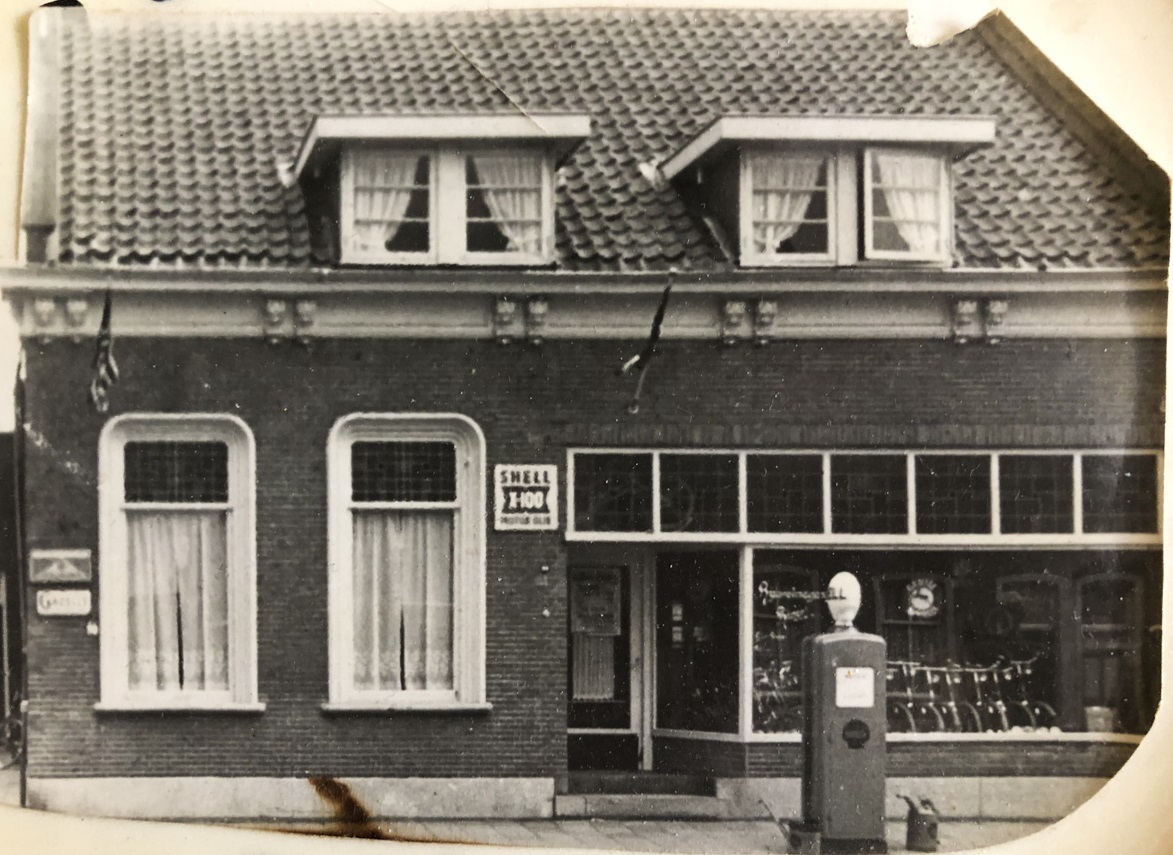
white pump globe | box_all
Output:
[827,571,862,629]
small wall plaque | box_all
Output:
[494,464,559,531]
[29,549,93,584]
[36,589,92,617]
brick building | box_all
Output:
[2,7,1167,823]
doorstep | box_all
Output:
[553,793,765,820]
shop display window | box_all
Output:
[752,562,822,733]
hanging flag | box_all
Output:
[89,289,119,413]
[617,283,672,413]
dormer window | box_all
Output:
[663,115,993,269]
[341,146,549,264]
[864,148,949,261]
[291,113,590,267]
[741,146,951,266]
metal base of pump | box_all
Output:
[787,822,888,855]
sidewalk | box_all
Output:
[244,817,1050,853]
[0,759,1048,855]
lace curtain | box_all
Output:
[127,512,230,691]
[751,153,825,254]
[871,150,942,254]
[351,151,421,251]
[470,154,543,253]
[572,635,615,701]
[352,510,454,692]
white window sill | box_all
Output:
[321,701,493,715]
[94,701,266,714]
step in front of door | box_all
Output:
[553,793,747,820]
[564,772,715,796]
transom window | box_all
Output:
[98,415,258,711]
[568,450,1160,541]
[341,146,551,265]
[741,146,950,267]
[328,414,486,709]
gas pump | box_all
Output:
[792,572,887,855]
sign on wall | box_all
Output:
[494,464,559,531]
[36,589,92,617]
[29,549,93,583]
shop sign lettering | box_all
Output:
[494,464,559,531]
[36,588,92,617]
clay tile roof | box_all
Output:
[50,7,1168,271]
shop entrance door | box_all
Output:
[567,564,642,770]
[655,551,741,736]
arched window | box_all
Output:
[326,414,487,709]
[98,414,259,710]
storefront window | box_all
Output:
[656,552,739,733]
[915,455,991,534]
[1081,454,1159,533]
[999,455,1074,533]
[573,453,653,532]
[831,454,907,533]
[747,549,1159,736]
[752,560,822,733]
[659,454,739,532]
[747,454,823,533]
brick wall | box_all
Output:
[19,336,1164,778]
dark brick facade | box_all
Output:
[20,336,1164,778]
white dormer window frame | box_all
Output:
[339,144,555,267]
[862,146,953,264]
[739,145,953,268]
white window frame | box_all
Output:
[96,414,260,712]
[340,146,437,265]
[326,413,488,711]
[862,145,952,263]
[565,448,1162,547]
[339,146,554,267]
[738,145,952,268]
[739,148,838,266]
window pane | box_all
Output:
[753,562,820,733]
[750,152,829,255]
[1000,455,1074,533]
[466,154,543,254]
[867,149,943,256]
[351,151,430,254]
[746,454,823,533]
[573,454,653,532]
[127,510,229,691]
[915,455,991,534]
[830,454,907,534]
[351,441,456,503]
[124,441,228,503]
[659,454,740,533]
[1082,455,1159,533]
[352,510,454,692]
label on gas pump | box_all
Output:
[834,666,875,708]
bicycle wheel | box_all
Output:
[1031,702,1058,729]
[913,704,947,732]
[887,701,916,733]
[956,702,983,733]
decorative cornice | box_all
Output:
[7,287,1165,342]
